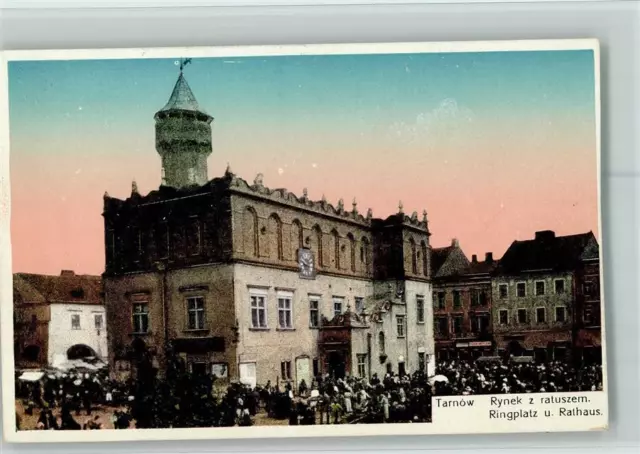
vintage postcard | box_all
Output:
[0,40,607,443]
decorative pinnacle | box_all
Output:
[254,173,264,187]
[338,198,345,211]
[103,191,110,199]
[352,198,358,213]
[321,194,327,204]
[366,208,373,220]
[225,162,233,176]
[132,180,139,194]
[423,209,428,223]
[398,200,404,214]
[302,187,308,199]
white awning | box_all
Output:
[18,371,44,382]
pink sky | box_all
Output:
[10,115,598,276]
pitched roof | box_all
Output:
[496,231,598,275]
[157,73,209,116]
[431,242,471,278]
[14,271,103,306]
[431,246,454,276]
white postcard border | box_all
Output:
[0,38,607,443]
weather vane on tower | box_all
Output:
[176,57,193,73]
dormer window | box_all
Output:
[70,288,85,299]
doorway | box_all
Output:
[327,351,346,379]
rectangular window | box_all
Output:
[499,284,508,299]
[190,362,208,376]
[583,304,599,326]
[280,361,292,380]
[436,316,448,336]
[453,290,461,309]
[250,292,267,329]
[470,289,479,306]
[278,292,293,329]
[479,290,488,306]
[94,314,104,330]
[536,307,546,323]
[478,313,490,333]
[333,297,344,317]
[517,308,527,324]
[516,282,526,298]
[313,358,320,377]
[133,303,149,333]
[396,315,406,338]
[418,352,426,372]
[355,297,364,315]
[555,279,565,294]
[555,306,566,323]
[357,354,367,378]
[452,315,463,335]
[416,296,425,323]
[187,296,205,330]
[583,305,593,325]
[437,292,446,309]
[309,297,320,328]
[499,309,508,325]
[186,218,202,256]
[71,314,81,330]
[583,281,598,298]
[535,281,545,296]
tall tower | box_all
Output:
[155,61,213,188]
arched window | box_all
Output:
[331,229,340,269]
[409,237,417,274]
[267,213,283,260]
[378,332,386,355]
[244,206,259,257]
[421,240,429,277]
[361,237,370,271]
[292,219,304,253]
[347,233,356,272]
[313,225,324,267]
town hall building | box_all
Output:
[103,68,435,387]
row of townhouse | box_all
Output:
[431,230,602,365]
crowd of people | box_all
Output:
[15,356,603,430]
[14,369,130,430]
[433,358,604,395]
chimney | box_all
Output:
[60,270,75,277]
[471,254,478,263]
[451,238,459,247]
[535,230,556,241]
[485,252,494,263]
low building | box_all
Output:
[103,69,436,387]
[492,230,600,362]
[431,239,496,361]
[13,270,108,370]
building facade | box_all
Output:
[431,240,496,360]
[13,270,108,370]
[103,70,435,387]
[492,230,600,362]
